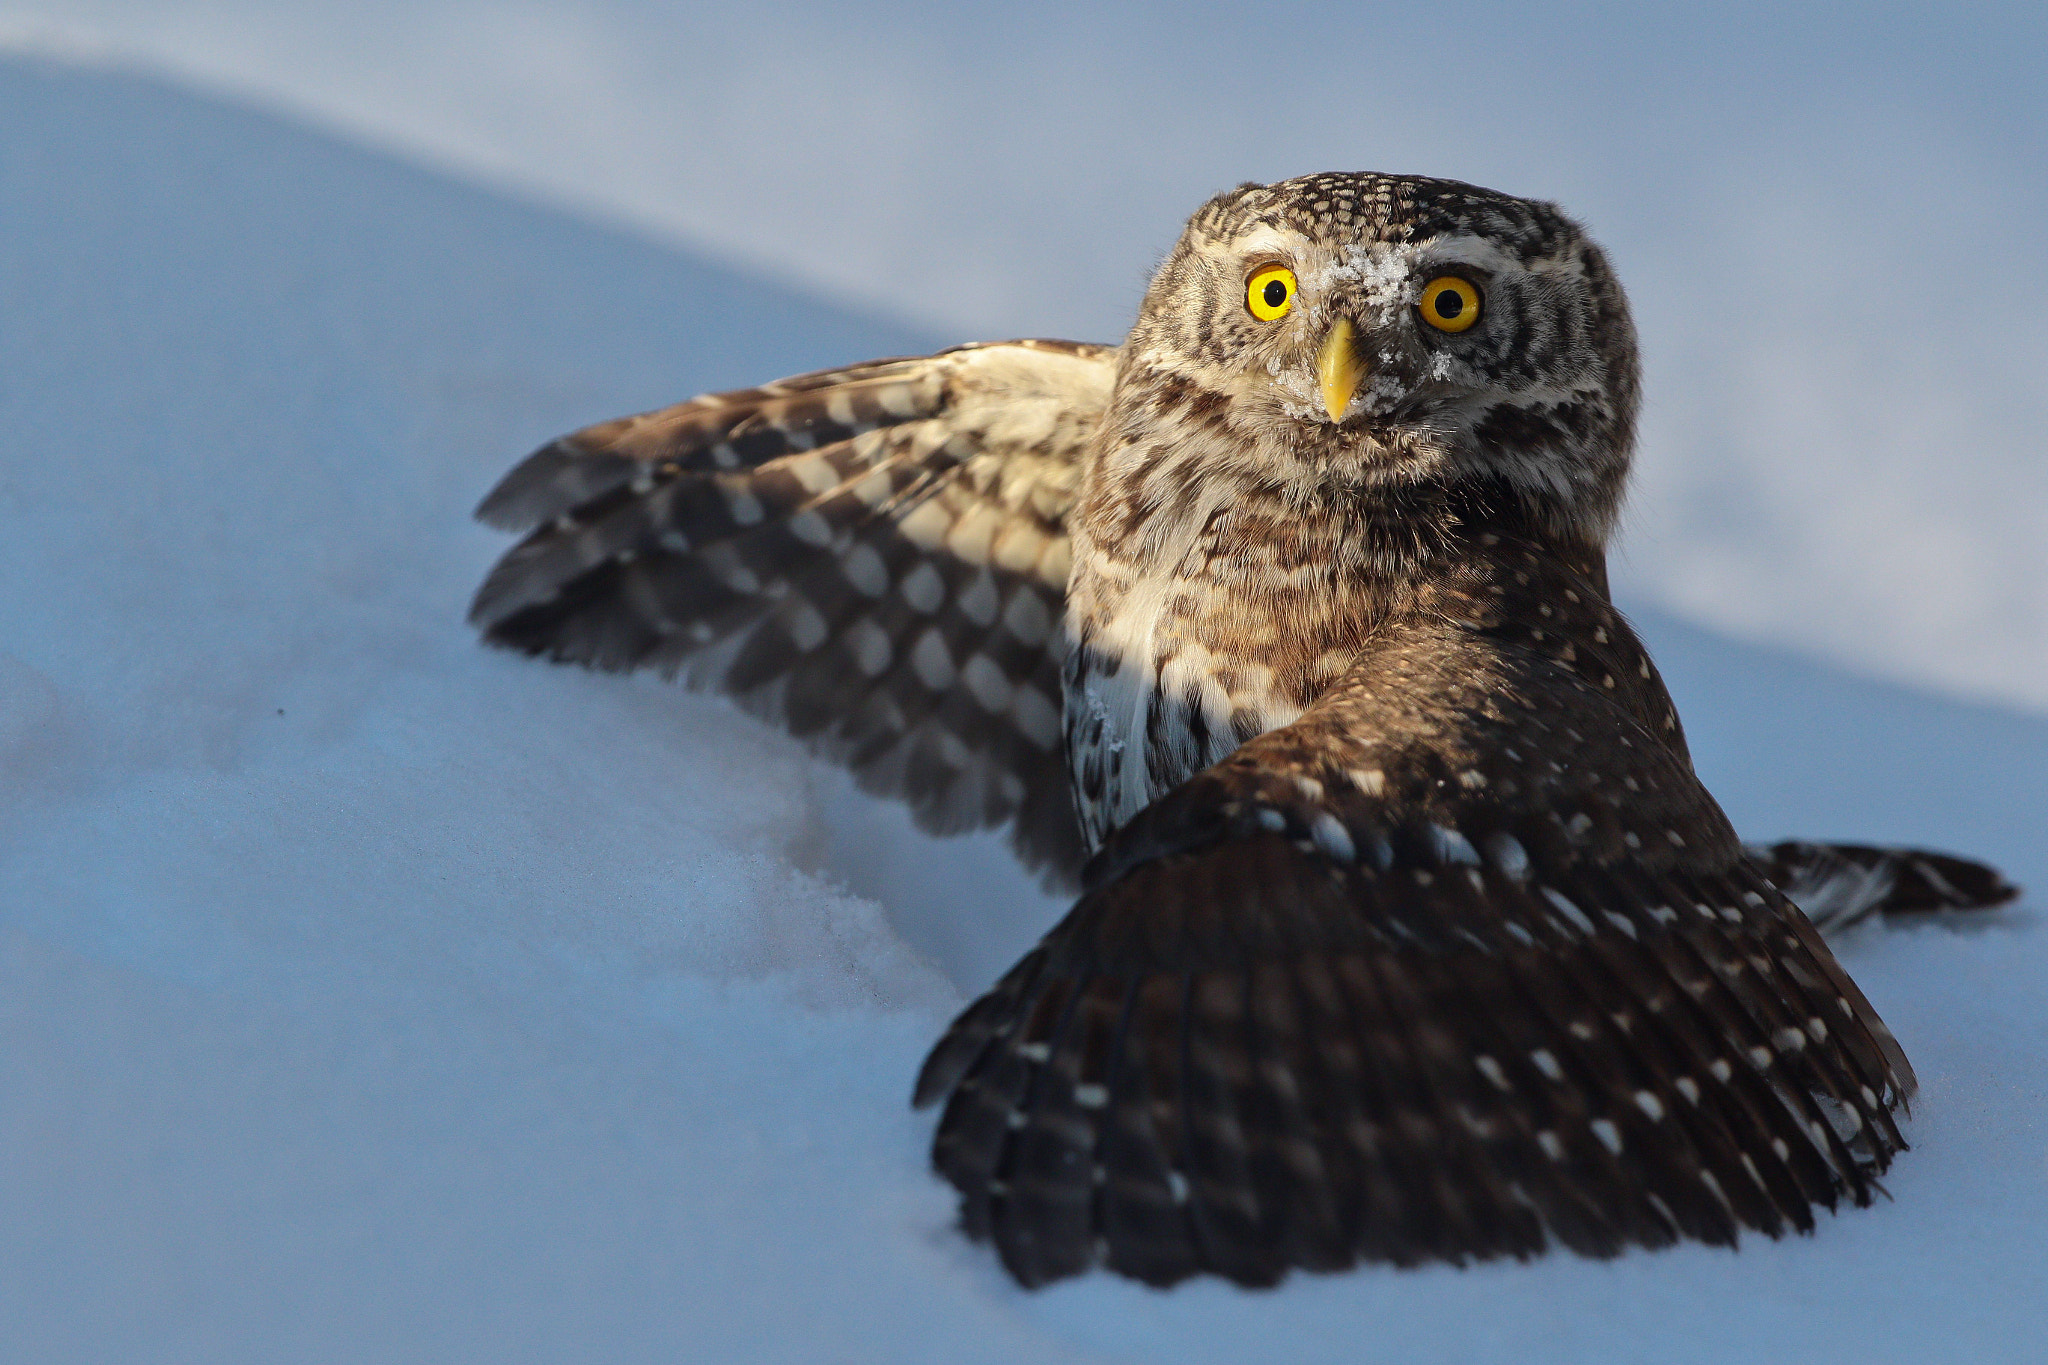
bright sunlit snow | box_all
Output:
[2,49,2044,1365]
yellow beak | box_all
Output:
[1317,317,1365,422]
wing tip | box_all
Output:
[472,438,629,531]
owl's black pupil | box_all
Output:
[1263,279,1288,308]
[1433,289,1464,319]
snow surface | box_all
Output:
[2,54,2046,1364]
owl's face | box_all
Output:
[1120,173,1639,543]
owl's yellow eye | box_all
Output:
[1417,276,1482,333]
[1246,266,1297,321]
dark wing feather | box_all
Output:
[916,552,1915,1287]
[1748,840,2020,933]
[470,340,1116,885]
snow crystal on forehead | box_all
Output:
[1305,240,1425,311]
[1365,365,1408,409]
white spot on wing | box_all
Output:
[790,454,839,497]
[957,572,1000,627]
[787,602,828,652]
[944,503,1003,565]
[1485,832,1530,880]
[900,562,945,613]
[851,471,894,507]
[848,620,892,676]
[842,543,889,597]
[911,629,955,690]
[724,489,764,525]
[1429,824,1481,865]
[1541,886,1595,936]
[788,509,833,546]
[897,500,952,549]
[1011,687,1061,750]
[962,655,1012,712]
[1002,587,1053,646]
[875,384,920,418]
[1310,813,1355,862]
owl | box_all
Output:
[469,173,2015,1287]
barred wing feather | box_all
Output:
[470,340,1117,885]
[915,559,1916,1287]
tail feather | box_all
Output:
[1750,841,2019,933]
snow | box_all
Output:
[3,50,2046,1364]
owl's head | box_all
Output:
[1121,172,1639,546]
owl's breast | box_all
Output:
[1061,564,1325,850]
[1061,419,1393,848]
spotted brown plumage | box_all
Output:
[918,521,1912,1285]
[471,340,1112,883]
[470,171,2017,1287]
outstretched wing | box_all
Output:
[470,340,1117,885]
[914,557,1914,1288]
